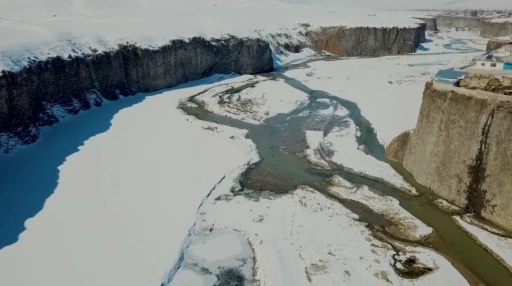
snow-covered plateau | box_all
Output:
[0,0,508,71]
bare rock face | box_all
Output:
[460,75,512,95]
[386,130,412,163]
[387,82,512,230]
[414,17,438,31]
[481,21,512,38]
[0,37,273,151]
[436,15,484,29]
[486,40,507,53]
[306,24,426,57]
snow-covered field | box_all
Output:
[305,124,417,194]
[454,216,512,271]
[0,75,259,286]
[195,76,309,124]
[282,50,478,145]
[328,176,431,240]
[418,28,487,54]
[0,0,426,72]
[1,0,508,72]
[170,173,467,286]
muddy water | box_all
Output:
[181,63,512,286]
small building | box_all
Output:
[472,52,512,71]
[434,69,468,86]
[474,54,504,70]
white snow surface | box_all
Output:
[283,50,479,145]
[172,229,256,286]
[305,122,417,194]
[197,76,309,124]
[0,75,259,286]
[454,216,512,270]
[0,0,429,72]
[1,0,505,72]
[418,29,487,54]
[198,184,467,286]
[328,176,432,240]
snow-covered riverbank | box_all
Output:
[0,27,494,286]
[0,75,259,286]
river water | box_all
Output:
[181,60,512,286]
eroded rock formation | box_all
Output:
[436,16,483,30]
[306,24,426,57]
[435,15,512,38]
[481,21,512,38]
[387,82,512,230]
[0,37,273,151]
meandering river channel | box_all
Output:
[181,59,512,286]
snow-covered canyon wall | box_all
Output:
[414,17,438,31]
[436,15,484,29]
[436,15,512,38]
[0,37,273,151]
[0,23,428,152]
[306,24,426,56]
[481,20,512,38]
[386,82,512,230]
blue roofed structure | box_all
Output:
[434,70,468,86]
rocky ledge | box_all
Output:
[481,20,512,38]
[306,24,426,57]
[435,15,484,30]
[0,37,273,151]
[387,82,512,230]
[414,17,438,31]
[435,15,512,38]
[0,23,428,152]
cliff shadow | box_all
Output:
[0,74,236,250]
[417,45,431,52]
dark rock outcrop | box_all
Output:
[414,17,438,31]
[481,20,512,38]
[306,24,426,57]
[387,82,512,230]
[0,37,273,151]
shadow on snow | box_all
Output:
[0,74,237,250]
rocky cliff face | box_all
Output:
[0,37,273,151]
[486,40,507,53]
[435,15,512,38]
[414,17,438,31]
[306,24,426,57]
[436,16,483,29]
[387,82,512,230]
[481,21,512,38]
